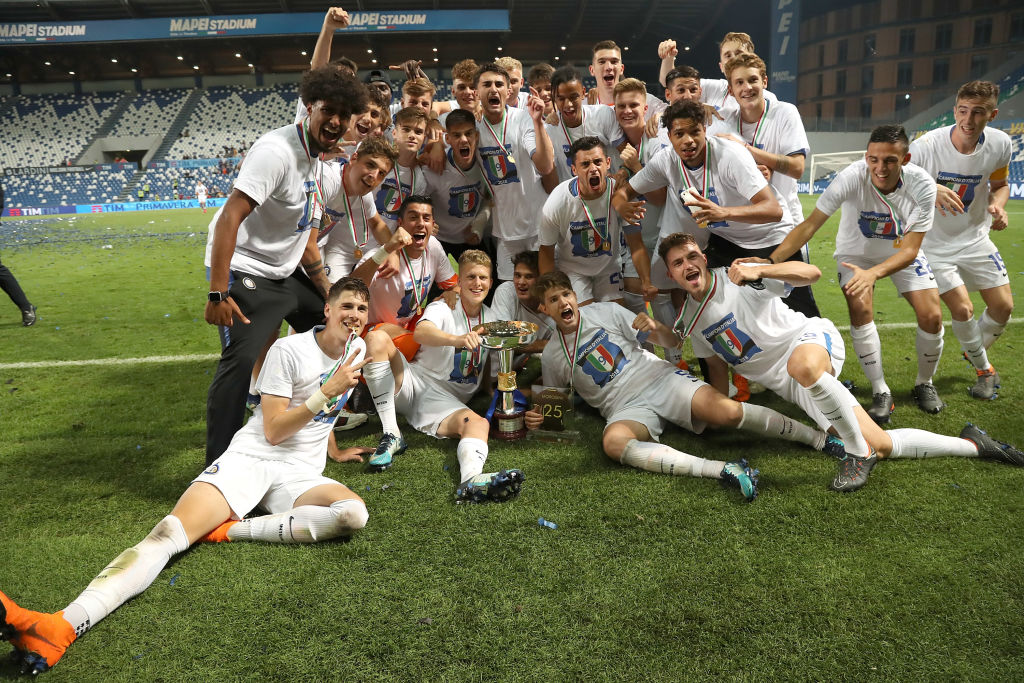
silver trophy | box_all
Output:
[479,320,538,440]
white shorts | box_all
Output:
[604,366,707,440]
[395,357,470,437]
[836,253,937,294]
[495,236,538,281]
[566,264,623,303]
[193,453,340,520]
[926,240,1009,294]
[759,320,851,432]
[323,248,358,284]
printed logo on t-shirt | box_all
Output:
[577,329,629,388]
[937,171,982,209]
[396,274,435,319]
[447,184,482,218]
[296,180,319,233]
[856,211,900,240]
[449,348,481,385]
[480,145,520,186]
[375,179,409,220]
[569,218,613,258]
[702,313,762,365]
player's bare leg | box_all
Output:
[605,419,757,501]
[844,285,893,424]
[903,287,945,413]
[977,282,1013,348]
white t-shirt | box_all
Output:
[196,183,208,200]
[539,176,638,276]
[489,281,556,342]
[720,99,808,222]
[476,106,548,240]
[816,159,936,260]
[683,266,809,383]
[361,236,458,327]
[422,148,488,243]
[540,302,671,417]
[204,123,325,279]
[320,161,381,258]
[227,328,366,471]
[411,299,493,402]
[545,105,626,183]
[630,137,791,248]
[623,133,668,249]
[909,125,1012,257]
[699,79,777,118]
[373,162,428,232]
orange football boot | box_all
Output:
[0,590,76,674]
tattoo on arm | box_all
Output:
[303,258,324,276]
[773,154,790,175]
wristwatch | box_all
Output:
[208,290,230,303]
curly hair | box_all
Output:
[300,66,368,120]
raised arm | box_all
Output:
[310,8,349,70]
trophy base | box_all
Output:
[491,409,527,441]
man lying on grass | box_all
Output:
[523,270,846,502]
[654,231,1024,493]
[1,278,374,675]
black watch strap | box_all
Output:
[208,290,230,303]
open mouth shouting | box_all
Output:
[560,302,576,324]
[455,142,473,164]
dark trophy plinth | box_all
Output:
[480,320,538,440]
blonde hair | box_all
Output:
[719,31,754,52]
[613,77,647,98]
[723,53,766,81]
[495,57,523,74]
[459,249,493,272]
[402,77,436,97]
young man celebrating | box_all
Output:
[204,66,367,465]
[321,136,399,281]
[489,250,556,353]
[351,195,458,352]
[588,40,666,121]
[766,125,946,422]
[539,137,655,306]
[422,108,491,260]
[373,107,428,232]
[496,56,530,109]
[1,278,375,675]
[361,250,525,502]
[909,80,1013,400]
[658,232,1023,492]
[474,62,555,281]
[524,271,843,502]
[544,66,625,183]
[527,63,555,118]
[435,59,480,126]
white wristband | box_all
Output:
[372,248,389,265]
[304,388,330,414]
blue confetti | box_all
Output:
[169,573,180,585]
[538,517,557,530]
[136,445,142,450]
[55,326,60,330]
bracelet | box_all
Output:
[372,249,388,265]
[304,388,330,414]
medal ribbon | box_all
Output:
[342,164,369,249]
[676,143,711,209]
[459,300,486,371]
[322,332,356,412]
[295,119,326,212]
[558,107,586,147]
[400,243,429,313]
[867,169,905,238]
[672,269,718,339]
[391,165,416,206]
[558,310,583,395]
[577,176,615,251]
[739,99,770,148]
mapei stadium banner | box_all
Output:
[0,10,509,45]
[769,0,800,104]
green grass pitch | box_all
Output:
[0,199,1022,680]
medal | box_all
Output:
[508,155,516,164]
[354,248,362,259]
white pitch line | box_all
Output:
[0,317,1021,371]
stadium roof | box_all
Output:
[0,0,767,85]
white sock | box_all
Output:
[886,428,978,458]
[227,499,368,543]
[457,437,489,483]
[850,322,889,394]
[978,308,1005,349]
[739,403,826,450]
[805,373,871,456]
[620,439,723,478]
[951,318,990,371]
[915,327,944,386]
[64,515,189,635]
[363,361,401,439]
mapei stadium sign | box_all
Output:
[0,10,509,45]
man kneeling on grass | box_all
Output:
[656,232,1024,492]
[1,278,374,675]
[523,270,848,502]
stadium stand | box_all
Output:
[110,88,193,137]
[916,63,1024,132]
[1,166,134,207]
[164,84,299,159]
[1010,133,1024,183]
[134,164,236,201]
[0,92,122,169]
